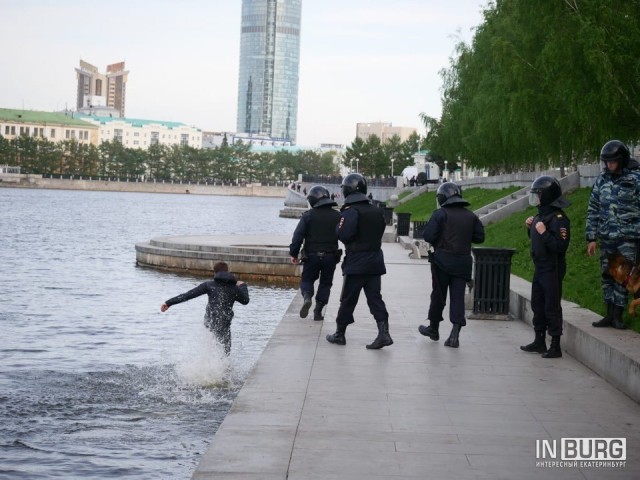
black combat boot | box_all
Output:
[520,330,547,353]
[300,292,313,318]
[418,321,440,341]
[611,305,628,330]
[366,321,393,349]
[592,303,614,327]
[541,335,562,358]
[444,324,461,348]
[313,301,326,321]
[326,324,346,345]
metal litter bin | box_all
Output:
[396,212,411,236]
[411,220,428,239]
[471,247,516,316]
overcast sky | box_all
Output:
[0,0,487,147]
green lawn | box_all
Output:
[395,186,640,331]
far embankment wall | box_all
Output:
[0,174,287,197]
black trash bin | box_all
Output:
[471,247,516,316]
[396,212,411,236]
[412,220,428,239]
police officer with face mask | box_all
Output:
[418,182,484,348]
[289,185,341,321]
[587,140,640,329]
[520,176,570,359]
[326,173,393,349]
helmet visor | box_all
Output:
[529,191,541,206]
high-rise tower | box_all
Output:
[236,0,301,143]
[75,60,129,118]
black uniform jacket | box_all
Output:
[289,203,340,257]
[337,192,386,275]
[423,204,485,280]
[165,271,250,326]
[528,206,570,273]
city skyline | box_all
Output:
[0,0,486,147]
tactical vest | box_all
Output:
[434,207,476,254]
[345,203,385,252]
[304,207,340,253]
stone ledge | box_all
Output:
[509,275,640,403]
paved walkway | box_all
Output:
[193,242,640,480]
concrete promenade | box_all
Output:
[193,241,640,480]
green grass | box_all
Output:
[396,186,640,331]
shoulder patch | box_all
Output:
[338,217,345,229]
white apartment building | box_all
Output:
[78,114,203,149]
[356,122,417,143]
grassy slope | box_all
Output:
[396,186,639,331]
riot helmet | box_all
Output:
[341,173,367,197]
[306,185,331,207]
[600,140,630,171]
[529,175,569,208]
[436,181,469,207]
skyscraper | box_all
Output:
[75,60,129,118]
[236,0,301,143]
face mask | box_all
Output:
[529,192,541,206]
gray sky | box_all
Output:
[0,0,486,147]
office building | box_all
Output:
[236,0,301,143]
[356,122,417,143]
[75,60,129,118]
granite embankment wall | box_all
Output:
[0,174,287,197]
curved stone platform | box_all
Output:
[135,235,301,286]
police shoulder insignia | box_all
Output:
[560,227,568,240]
[338,217,345,229]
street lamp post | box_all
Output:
[356,158,360,173]
[443,160,448,180]
[350,159,353,173]
[391,158,395,177]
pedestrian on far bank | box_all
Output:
[289,186,341,321]
[418,182,484,348]
[160,261,249,355]
[326,173,393,349]
[520,176,570,359]
[587,140,640,329]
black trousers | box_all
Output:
[300,252,338,304]
[336,274,388,329]
[428,262,467,326]
[531,268,564,337]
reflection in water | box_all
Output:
[0,188,297,479]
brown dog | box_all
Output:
[607,252,640,316]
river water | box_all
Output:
[0,188,297,479]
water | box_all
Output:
[0,188,297,479]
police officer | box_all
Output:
[520,176,570,358]
[587,140,640,329]
[418,182,484,348]
[326,173,393,349]
[289,185,341,320]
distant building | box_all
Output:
[356,122,417,143]
[202,131,293,149]
[0,108,98,145]
[236,0,302,144]
[75,60,129,118]
[77,114,202,150]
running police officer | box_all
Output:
[418,182,484,348]
[520,176,570,358]
[326,173,393,349]
[289,185,341,321]
[587,140,640,330]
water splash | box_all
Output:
[173,327,231,388]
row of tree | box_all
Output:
[422,0,640,172]
[0,134,339,183]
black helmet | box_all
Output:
[341,173,367,197]
[436,181,469,207]
[600,140,630,170]
[307,185,331,207]
[529,175,569,208]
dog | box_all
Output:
[607,252,640,316]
